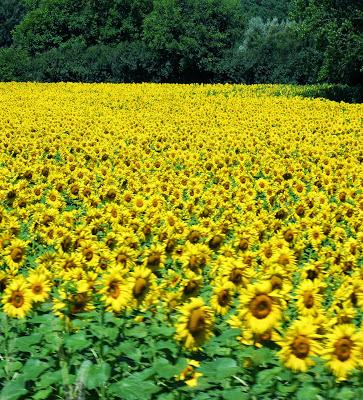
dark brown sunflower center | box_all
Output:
[133,278,148,298]
[250,294,272,319]
[278,254,290,266]
[189,255,199,269]
[264,247,273,258]
[217,290,230,306]
[108,282,120,299]
[11,291,24,308]
[83,249,93,261]
[307,270,318,280]
[70,294,88,313]
[188,308,206,335]
[116,254,127,265]
[303,291,314,308]
[334,338,352,362]
[147,254,161,267]
[291,335,310,359]
[238,239,249,251]
[283,230,294,242]
[11,248,24,263]
[184,281,199,295]
[209,235,223,249]
[64,260,76,270]
[270,275,283,290]
[32,284,43,294]
[230,268,243,284]
[61,237,72,252]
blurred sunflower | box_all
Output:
[175,297,214,351]
[323,324,363,381]
[210,278,235,315]
[277,318,322,372]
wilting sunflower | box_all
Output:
[323,324,363,381]
[238,326,280,348]
[175,359,203,387]
[277,318,322,372]
[2,277,32,318]
[238,280,282,334]
[53,281,94,318]
[175,297,214,351]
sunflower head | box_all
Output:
[175,298,214,351]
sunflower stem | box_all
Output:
[232,375,249,387]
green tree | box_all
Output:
[13,0,152,54]
[239,0,290,21]
[219,16,321,84]
[290,0,363,84]
[143,0,244,82]
[0,0,26,47]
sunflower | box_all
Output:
[238,281,282,334]
[259,263,292,297]
[238,326,280,348]
[76,239,100,268]
[210,278,235,315]
[307,226,325,250]
[277,318,322,372]
[109,244,137,270]
[179,242,211,273]
[301,260,326,281]
[3,238,28,271]
[295,279,324,318]
[323,324,363,381]
[271,246,297,271]
[220,257,252,288]
[175,297,214,351]
[127,266,158,309]
[98,269,129,313]
[2,277,32,318]
[175,359,203,387]
[258,242,274,264]
[53,282,94,319]
[143,243,167,273]
[27,271,51,303]
[180,270,203,300]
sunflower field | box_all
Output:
[0,83,362,400]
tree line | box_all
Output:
[0,0,362,88]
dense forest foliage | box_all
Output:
[0,0,362,88]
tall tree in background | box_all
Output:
[240,0,290,21]
[12,0,152,54]
[143,0,244,82]
[290,0,363,85]
[0,0,26,47]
